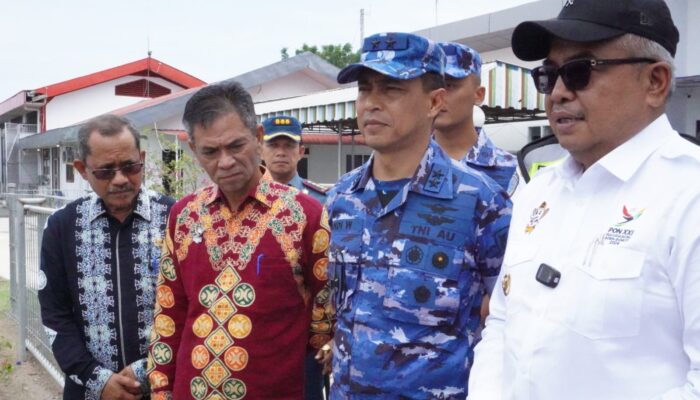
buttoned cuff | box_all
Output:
[128,358,149,394]
[84,366,113,400]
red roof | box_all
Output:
[34,57,206,98]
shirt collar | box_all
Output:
[596,114,673,182]
[347,139,454,200]
[88,188,149,222]
[204,167,274,209]
[287,174,303,189]
[554,114,674,183]
[465,128,499,167]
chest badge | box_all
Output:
[192,224,204,244]
[617,205,644,226]
[502,273,511,296]
[602,205,645,245]
[525,201,550,233]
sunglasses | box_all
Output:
[89,162,144,180]
[531,57,657,95]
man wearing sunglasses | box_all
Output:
[39,114,174,399]
[469,1,700,399]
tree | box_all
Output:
[281,43,360,68]
[145,131,210,200]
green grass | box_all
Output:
[0,279,8,315]
[0,279,12,381]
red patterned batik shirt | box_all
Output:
[148,176,333,399]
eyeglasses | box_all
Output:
[89,162,144,180]
[531,58,657,95]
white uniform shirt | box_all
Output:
[469,115,700,400]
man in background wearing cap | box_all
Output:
[261,116,328,204]
[324,32,511,399]
[470,1,700,399]
[434,42,518,196]
[433,43,518,327]
[260,115,329,400]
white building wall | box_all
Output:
[485,119,549,153]
[45,76,185,130]
[150,114,186,131]
[58,144,91,198]
[306,143,373,184]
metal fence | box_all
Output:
[6,193,69,387]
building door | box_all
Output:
[51,147,60,192]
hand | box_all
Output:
[315,342,333,375]
[480,293,491,328]
[100,373,142,400]
[118,366,142,395]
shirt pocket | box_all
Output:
[565,246,646,339]
[328,227,363,313]
[255,255,304,310]
[382,246,462,327]
[502,243,538,320]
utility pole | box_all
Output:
[360,8,365,47]
[435,0,439,26]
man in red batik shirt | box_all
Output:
[148,81,333,400]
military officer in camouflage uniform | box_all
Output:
[261,116,328,204]
[324,32,512,399]
[434,42,518,196]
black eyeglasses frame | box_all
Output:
[531,57,658,95]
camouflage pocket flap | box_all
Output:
[382,267,460,327]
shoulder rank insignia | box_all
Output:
[302,179,329,195]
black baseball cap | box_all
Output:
[511,0,679,61]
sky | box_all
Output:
[1,0,535,100]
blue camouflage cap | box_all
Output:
[337,32,445,83]
[439,42,482,79]
[262,116,301,142]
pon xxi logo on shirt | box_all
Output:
[603,205,644,245]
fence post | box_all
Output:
[14,199,27,361]
[7,194,17,319]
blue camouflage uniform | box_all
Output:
[328,32,513,399]
[439,42,519,196]
[460,128,518,195]
[326,140,512,399]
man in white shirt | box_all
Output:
[468,0,700,399]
